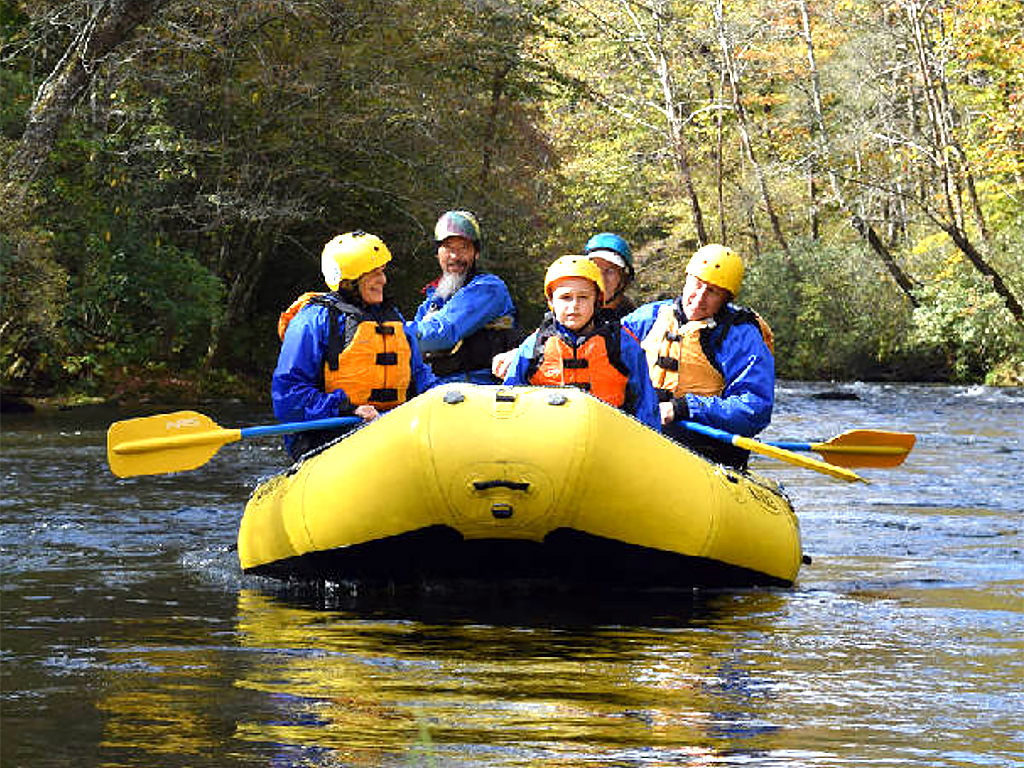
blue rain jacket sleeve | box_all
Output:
[502,325,661,432]
[620,299,670,343]
[619,326,661,432]
[406,330,438,395]
[273,304,350,424]
[411,272,515,353]
[501,332,539,387]
[622,301,774,437]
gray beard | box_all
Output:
[434,271,467,300]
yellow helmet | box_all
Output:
[544,255,605,303]
[685,244,744,295]
[321,231,391,290]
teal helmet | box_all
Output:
[584,232,634,280]
[434,210,481,250]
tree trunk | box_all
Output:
[850,215,920,303]
[714,0,788,255]
[4,0,169,185]
[797,0,919,306]
[709,70,727,243]
[643,4,708,244]
[481,62,513,187]
[807,160,819,241]
[903,0,992,251]
[903,0,963,229]
[941,223,1024,326]
[204,226,277,370]
[900,0,1020,320]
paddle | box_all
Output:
[767,429,915,469]
[679,421,866,483]
[107,410,361,478]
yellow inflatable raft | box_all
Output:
[238,385,803,588]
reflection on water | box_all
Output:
[230,588,788,765]
[2,385,1022,767]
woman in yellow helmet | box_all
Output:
[621,244,775,468]
[272,231,436,460]
[502,255,659,431]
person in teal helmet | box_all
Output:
[583,232,636,321]
[410,210,520,384]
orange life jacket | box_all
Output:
[278,292,322,341]
[526,316,631,407]
[641,300,774,401]
[278,292,412,410]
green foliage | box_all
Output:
[742,240,928,381]
[911,274,1022,383]
[909,213,1024,383]
[4,0,1022,397]
[949,0,1024,200]
[739,230,1024,384]
[66,229,223,369]
[0,215,70,390]
[0,62,33,141]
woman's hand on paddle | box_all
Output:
[354,405,380,422]
[659,401,675,425]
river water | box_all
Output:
[2,382,1022,767]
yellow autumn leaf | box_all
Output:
[911,231,950,255]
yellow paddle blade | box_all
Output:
[812,430,916,469]
[735,435,866,483]
[107,411,241,478]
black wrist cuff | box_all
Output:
[673,397,690,422]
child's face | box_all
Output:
[549,277,599,331]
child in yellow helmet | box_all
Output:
[491,233,636,380]
[502,255,659,431]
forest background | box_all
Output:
[2,0,1022,406]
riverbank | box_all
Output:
[1,365,267,414]
[3,358,1021,417]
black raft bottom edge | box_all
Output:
[244,525,794,590]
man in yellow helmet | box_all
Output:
[273,231,436,460]
[502,255,659,431]
[622,244,775,468]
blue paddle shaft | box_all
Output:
[767,440,812,451]
[683,421,815,453]
[679,421,740,446]
[240,416,361,439]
